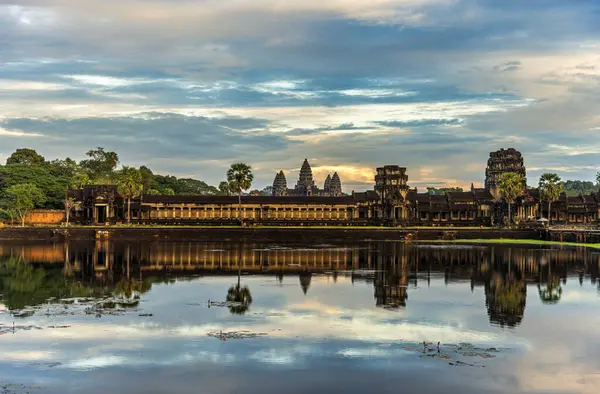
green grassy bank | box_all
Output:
[413,238,600,249]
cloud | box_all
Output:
[1,0,600,189]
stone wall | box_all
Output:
[26,210,66,225]
[0,210,66,226]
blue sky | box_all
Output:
[1,0,599,191]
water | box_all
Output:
[1,240,599,394]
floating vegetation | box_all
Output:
[401,341,506,367]
[207,330,268,341]
[0,382,41,394]
[5,297,143,319]
[0,323,42,335]
[0,323,71,335]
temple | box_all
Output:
[272,159,343,197]
[67,148,600,226]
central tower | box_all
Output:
[295,158,317,196]
[484,148,527,200]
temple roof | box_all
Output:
[352,190,379,202]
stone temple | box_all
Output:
[485,148,527,200]
[272,159,343,197]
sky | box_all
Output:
[1,0,599,192]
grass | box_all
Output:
[413,238,600,249]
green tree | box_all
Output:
[1,184,46,227]
[218,181,231,196]
[116,166,143,224]
[139,166,155,193]
[226,163,253,222]
[498,172,524,226]
[48,158,80,178]
[71,173,92,189]
[260,185,273,196]
[80,147,119,181]
[539,173,563,225]
[426,187,464,195]
[6,148,45,166]
[0,164,70,209]
[597,172,600,189]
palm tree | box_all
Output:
[226,163,254,223]
[539,173,563,225]
[116,166,143,224]
[498,172,525,226]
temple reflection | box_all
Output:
[1,241,599,327]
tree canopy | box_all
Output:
[0,183,46,226]
[6,148,46,166]
[0,147,220,214]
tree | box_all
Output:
[597,172,600,189]
[116,167,143,224]
[64,197,80,227]
[226,163,253,223]
[6,148,45,166]
[71,173,92,189]
[1,184,46,227]
[139,166,155,193]
[498,172,525,226]
[80,147,119,180]
[426,187,464,195]
[218,181,231,196]
[260,186,273,196]
[48,158,80,178]
[539,173,563,225]
[0,164,70,209]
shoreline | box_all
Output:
[0,226,542,243]
[1,226,598,245]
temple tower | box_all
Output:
[375,165,411,220]
[295,159,316,196]
[324,174,332,193]
[272,171,288,196]
[329,172,342,196]
[484,148,527,200]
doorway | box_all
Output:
[95,205,107,224]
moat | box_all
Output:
[1,240,599,394]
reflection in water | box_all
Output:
[1,241,600,394]
[0,241,599,326]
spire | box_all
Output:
[324,174,332,191]
[295,158,315,195]
[272,170,288,196]
[329,172,342,196]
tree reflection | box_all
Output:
[226,246,253,315]
[538,263,562,305]
[485,272,526,328]
[0,256,111,311]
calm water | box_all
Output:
[1,241,599,394]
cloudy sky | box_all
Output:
[1,0,599,191]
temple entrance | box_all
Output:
[95,205,107,224]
